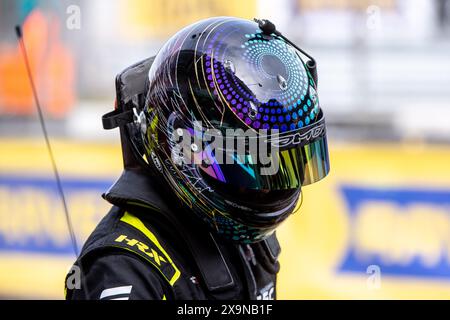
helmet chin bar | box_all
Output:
[253,18,318,87]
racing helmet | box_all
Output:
[131,17,330,243]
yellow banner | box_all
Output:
[1,139,450,299]
[278,142,450,299]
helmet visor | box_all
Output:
[192,110,330,191]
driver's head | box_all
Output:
[134,17,329,243]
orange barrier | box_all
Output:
[0,10,75,118]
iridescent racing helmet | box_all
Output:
[135,17,330,243]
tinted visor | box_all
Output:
[196,111,330,190]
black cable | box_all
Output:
[15,25,90,299]
[254,18,318,86]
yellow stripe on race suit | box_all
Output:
[120,211,181,286]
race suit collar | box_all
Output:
[102,168,169,213]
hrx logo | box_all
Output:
[115,235,167,266]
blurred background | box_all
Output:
[0,0,450,299]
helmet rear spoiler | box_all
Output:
[101,56,155,170]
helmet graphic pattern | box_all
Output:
[141,17,328,243]
[202,28,318,132]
